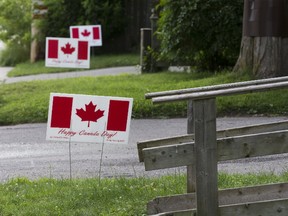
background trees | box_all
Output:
[1,0,244,69]
[40,0,125,41]
[157,0,243,71]
[0,0,139,65]
[2,0,285,79]
[0,0,31,65]
[37,0,126,59]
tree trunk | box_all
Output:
[233,0,288,79]
[234,36,288,78]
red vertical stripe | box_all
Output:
[107,100,129,131]
[78,41,88,60]
[50,96,73,128]
[72,28,79,38]
[93,27,100,40]
[48,39,59,58]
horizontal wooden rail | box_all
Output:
[138,120,288,162]
[143,129,288,171]
[145,76,288,99]
[156,198,288,216]
[148,183,288,215]
[137,134,194,162]
[152,80,288,103]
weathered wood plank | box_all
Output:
[137,134,194,162]
[218,129,288,161]
[138,120,288,162]
[152,81,288,104]
[216,120,288,138]
[143,129,288,171]
[143,142,193,170]
[147,183,288,215]
[220,198,288,216]
[193,98,219,216]
[155,198,288,216]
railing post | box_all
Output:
[187,100,196,193]
[193,98,219,216]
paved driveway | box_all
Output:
[1,117,288,182]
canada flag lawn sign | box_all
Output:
[46,93,133,144]
[70,25,102,47]
[45,37,90,68]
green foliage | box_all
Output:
[0,0,127,65]
[39,0,126,55]
[81,0,125,37]
[141,46,157,73]
[0,0,32,65]
[158,0,243,71]
[41,0,85,38]
[0,43,30,66]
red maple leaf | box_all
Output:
[76,101,104,127]
[61,43,75,55]
[81,29,91,37]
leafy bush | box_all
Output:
[81,0,125,38]
[0,0,31,65]
[39,0,126,57]
[158,0,243,71]
[41,0,85,38]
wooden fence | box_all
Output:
[137,76,288,215]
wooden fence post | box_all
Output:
[187,100,196,193]
[193,98,219,216]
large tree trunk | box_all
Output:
[233,0,288,79]
[234,36,288,78]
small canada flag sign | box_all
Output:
[46,93,133,144]
[70,25,102,46]
[45,37,90,68]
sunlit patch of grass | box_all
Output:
[1,71,288,125]
[0,172,288,215]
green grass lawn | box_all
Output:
[1,70,288,125]
[0,172,288,215]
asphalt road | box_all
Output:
[1,116,288,183]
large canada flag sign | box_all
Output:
[45,37,90,68]
[46,93,133,144]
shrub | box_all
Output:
[38,0,126,57]
[157,0,243,71]
[0,0,31,66]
